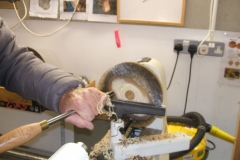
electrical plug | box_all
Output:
[188,45,197,59]
[167,43,183,90]
[174,43,183,53]
[199,45,209,55]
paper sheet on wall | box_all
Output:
[88,0,117,23]
[219,38,240,87]
[29,0,58,19]
[59,0,88,20]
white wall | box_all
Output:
[1,9,240,159]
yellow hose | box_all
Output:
[209,125,235,143]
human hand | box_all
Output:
[58,87,107,130]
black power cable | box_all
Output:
[206,139,216,150]
[168,112,207,159]
[167,43,183,90]
[183,44,197,114]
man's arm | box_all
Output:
[0,17,84,113]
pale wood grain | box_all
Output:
[232,106,240,160]
[0,123,42,154]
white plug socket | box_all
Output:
[174,39,225,57]
[199,45,209,55]
[183,40,189,46]
[214,46,223,54]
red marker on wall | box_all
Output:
[114,29,121,48]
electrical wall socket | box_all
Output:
[174,39,225,57]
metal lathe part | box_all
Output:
[47,110,76,126]
[4,150,48,160]
[81,143,88,151]
[98,62,164,127]
[39,120,49,131]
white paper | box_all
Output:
[119,0,183,22]
[219,38,240,87]
[29,0,58,19]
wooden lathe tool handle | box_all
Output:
[0,123,42,154]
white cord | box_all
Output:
[197,0,214,58]
[11,0,27,29]
[12,0,80,37]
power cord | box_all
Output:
[206,139,216,150]
[11,0,27,30]
[197,0,215,58]
[12,0,79,37]
[183,44,197,114]
[167,43,183,90]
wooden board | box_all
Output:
[0,87,44,112]
[0,2,17,9]
[232,104,240,160]
[86,80,95,88]
[117,0,186,26]
[0,87,32,105]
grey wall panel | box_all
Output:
[216,0,240,32]
[184,0,211,30]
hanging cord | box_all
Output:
[183,45,197,114]
[197,0,214,58]
[12,0,79,37]
[11,0,27,29]
[167,54,179,90]
[206,139,216,150]
[167,43,183,90]
[183,57,193,114]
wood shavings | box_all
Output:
[89,131,113,160]
[89,131,176,159]
[117,133,177,147]
[96,92,121,122]
[97,92,113,113]
[118,137,143,148]
[127,155,153,160]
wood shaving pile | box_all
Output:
[89,131,176,159]
[117,133,177,147]
[127,155,153,160]
[97,92,117,120]
[89,131,113,160]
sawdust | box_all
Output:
[89,131,112,160]
[117,133,177,147]
[89,131,154,160]
[89,131,176,159]
[127,155,153,160]
[97,92,119,120]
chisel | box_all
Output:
[0,110,76,154]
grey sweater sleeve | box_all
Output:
[0,17,85,113]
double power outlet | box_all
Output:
[174,39,225,57]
